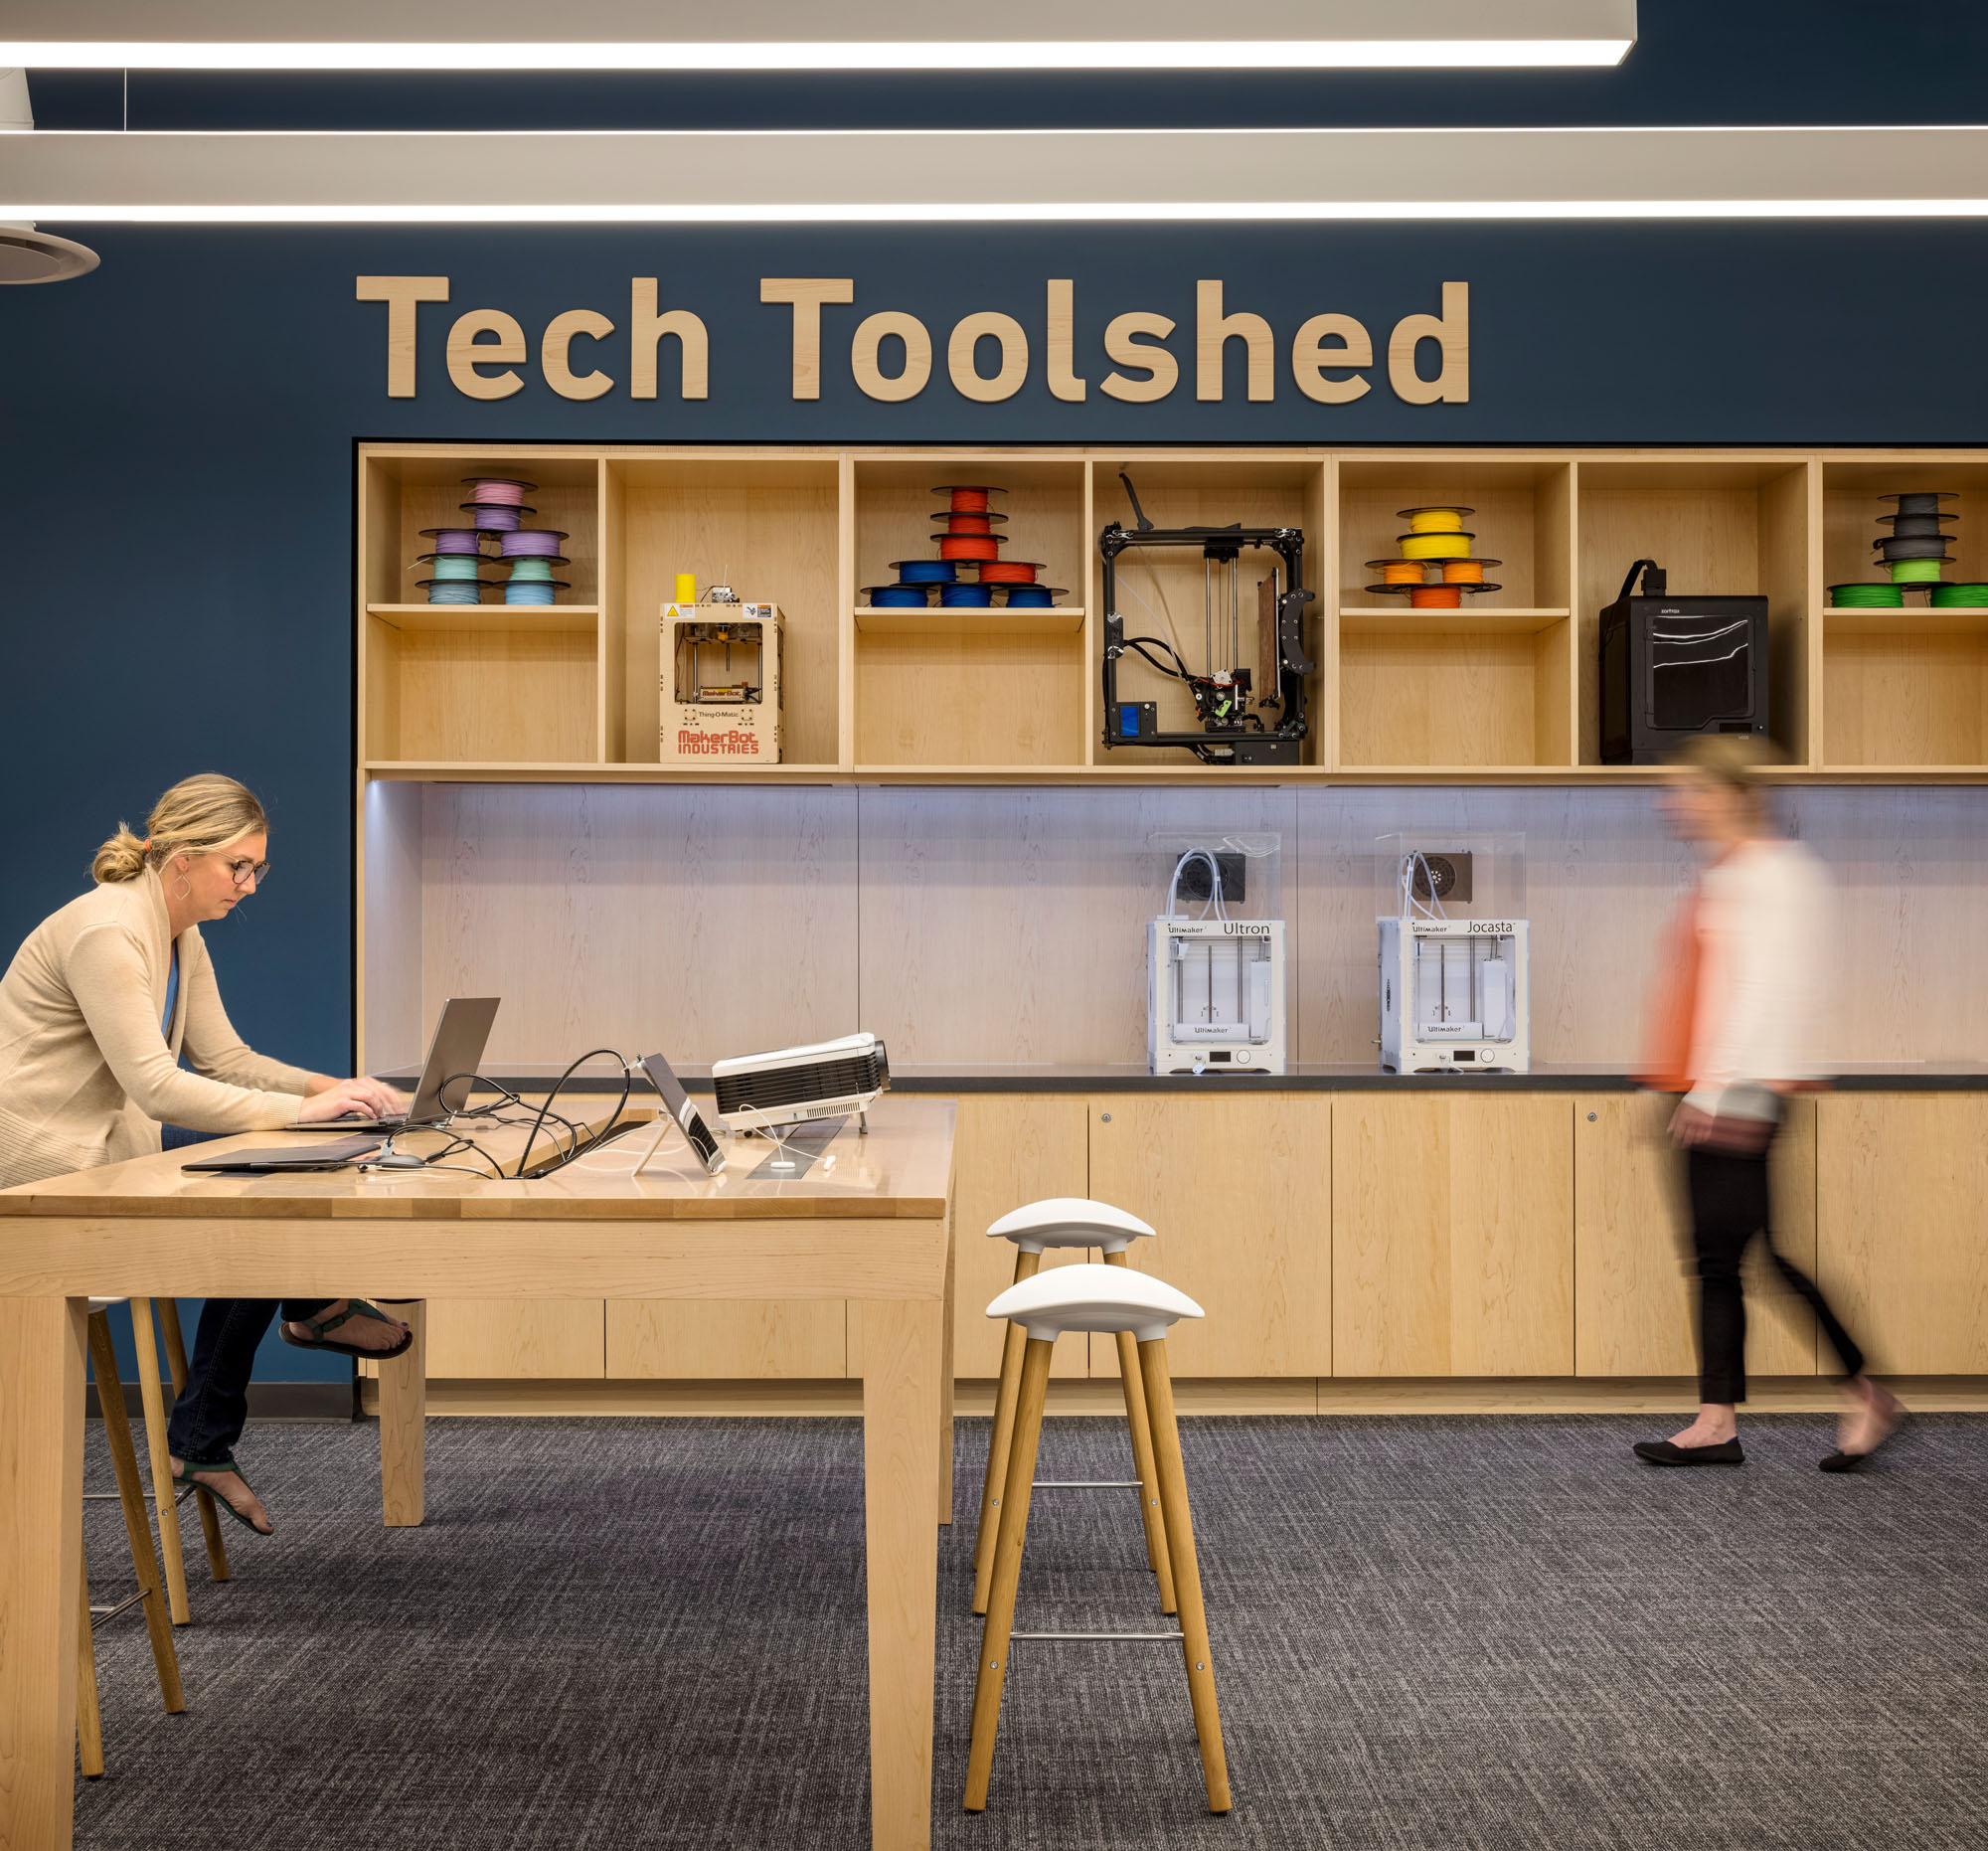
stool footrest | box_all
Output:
[1008,1630,1186,1642]
[88,1590,150,1624]
[1032,1479,1142,1489]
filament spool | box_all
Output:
[1001,584,1064,608]
[1878,512,1956,538]
[459,502,536,532]
[416,580,485,605]
[931,485,1006,514]
[419,555,486,582]
[1930,582,1988,606]
[1874,536,1953,562]
[936,534,1002,561]
[1889,558,1947,584]
[499,529,569,558]
[1442,558,1499,585]
[891,559,957,584]
[461,477,536,504]
[1369,559,1425,586]
[1398,506,1474,533]
[1397,530,1475,561]
[417,527,487,556]
[976,559,1044,584]
[504,579,569,606]
[939,582,994,607]
[864,585,929,607]
[940,513,995,536]
[1879,491,1958,516]
[1828,584,1905,607]
[506,558,557,582]
[1408,586,1464,608]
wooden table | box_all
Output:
[0,1097,956,1851]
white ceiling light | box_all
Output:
[0,67,97,281]
[4,125,1986,223]
[1,0,1635,70]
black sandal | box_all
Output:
[279,1299,414,1361]
[172,1454,273,1535]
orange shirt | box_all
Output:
[1637,887,1704,1093]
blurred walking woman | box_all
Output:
[0,773,412,1533]
[1632,740,1903,1472]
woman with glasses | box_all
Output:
[0,772,413,1534]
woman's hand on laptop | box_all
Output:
[297,1076,412,1123]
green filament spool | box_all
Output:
[1829,584,1905,607]
[1889,557,1946,584]
[1930,583,1988,606]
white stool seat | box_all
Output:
[987,1262,1204,1342]
[87,1297,126,1314]
[986,1197,1155,1255]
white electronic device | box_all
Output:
[1147,845,1287,1076]
[659,599,783,765]
[709,1032,890,1133]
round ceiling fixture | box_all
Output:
[0,226,101,284]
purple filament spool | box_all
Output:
[499,528,570,559]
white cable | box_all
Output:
[1166,846,1227,922]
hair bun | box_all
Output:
[91,825,149,885]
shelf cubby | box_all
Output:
[1089,454,1330,769]
[1575,457,1811,767]
[607,454,843,769]
[854,455,1089,768]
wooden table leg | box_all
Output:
[375,1301,426,1528]
[0,1294,86,1851]
[862,1292,944,1851]
[938,1206,955,1527]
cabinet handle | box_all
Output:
[1100,1112,1112,1123]
[1587,1111,1597,1122]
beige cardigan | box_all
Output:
[0,868,317,1189]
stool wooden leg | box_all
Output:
[964,1334,1053,1812]
[76,1540,103,1779]
[1138,1335,1230,1814]
[158,1298,231,1585]
[127,1299,192,1626]
[85,1314,186,1716]
[1103,1250,1176,1613]
[972,1249,1041,1614]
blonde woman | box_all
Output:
[0,773,413,1534]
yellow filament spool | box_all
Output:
[1398,531,1475,561]
[1399,505,1474,534]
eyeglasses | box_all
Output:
[222,857,270,890]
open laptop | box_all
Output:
[294,996,501,1132]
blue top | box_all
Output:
[162,943,178,1039]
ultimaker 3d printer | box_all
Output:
[1100,475,1316,766]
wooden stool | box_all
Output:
[965,1262,1229,1815]
[77,1299,187,1776]
[972,1198,1172,1618]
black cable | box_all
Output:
[515,1049,631,1179]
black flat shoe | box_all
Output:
[1821,1420,1905,1473]
[1633,1438,1744,1467]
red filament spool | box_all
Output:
[932,484,1005,514]
[977,560,1042,584]
[937,534,1001,561]
[943,513,993,535]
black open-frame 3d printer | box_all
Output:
[1098,477,1316,765]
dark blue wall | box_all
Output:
[7,0,1986,1382]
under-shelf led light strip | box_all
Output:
[0,40,1633,71]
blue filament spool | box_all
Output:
[890,559,957,584]
[939,582,993,607]
[863,585,930,607]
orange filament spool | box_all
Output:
[1441,560,1486,585]
[1408,585,1463,608]
[937,534,1002,561]
[932,484,1005,514]
[977,559,1042,584]
[944,513,993,535]
[1378,561,1425,586]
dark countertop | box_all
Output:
[401,1062,1988,1094]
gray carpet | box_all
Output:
[76,1412,1988,1850]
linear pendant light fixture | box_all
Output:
[0,0,1636,70]
[5,126,1988,224]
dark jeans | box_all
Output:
[1687,1133,1866,1406]
[165,1296,336,1465]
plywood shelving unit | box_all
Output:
[358,443,1988,785]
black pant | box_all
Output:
[164,1296,334,1465]
[1687,1137,1865,1405]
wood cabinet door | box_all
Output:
[944,1094,1092,1381]
[423,1301,606,1380]
[1087,1094,1331,1379]
[1574,1093,1817,1378]
[1334,1094,1574,1377]
[1818,1094,1988,1373]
